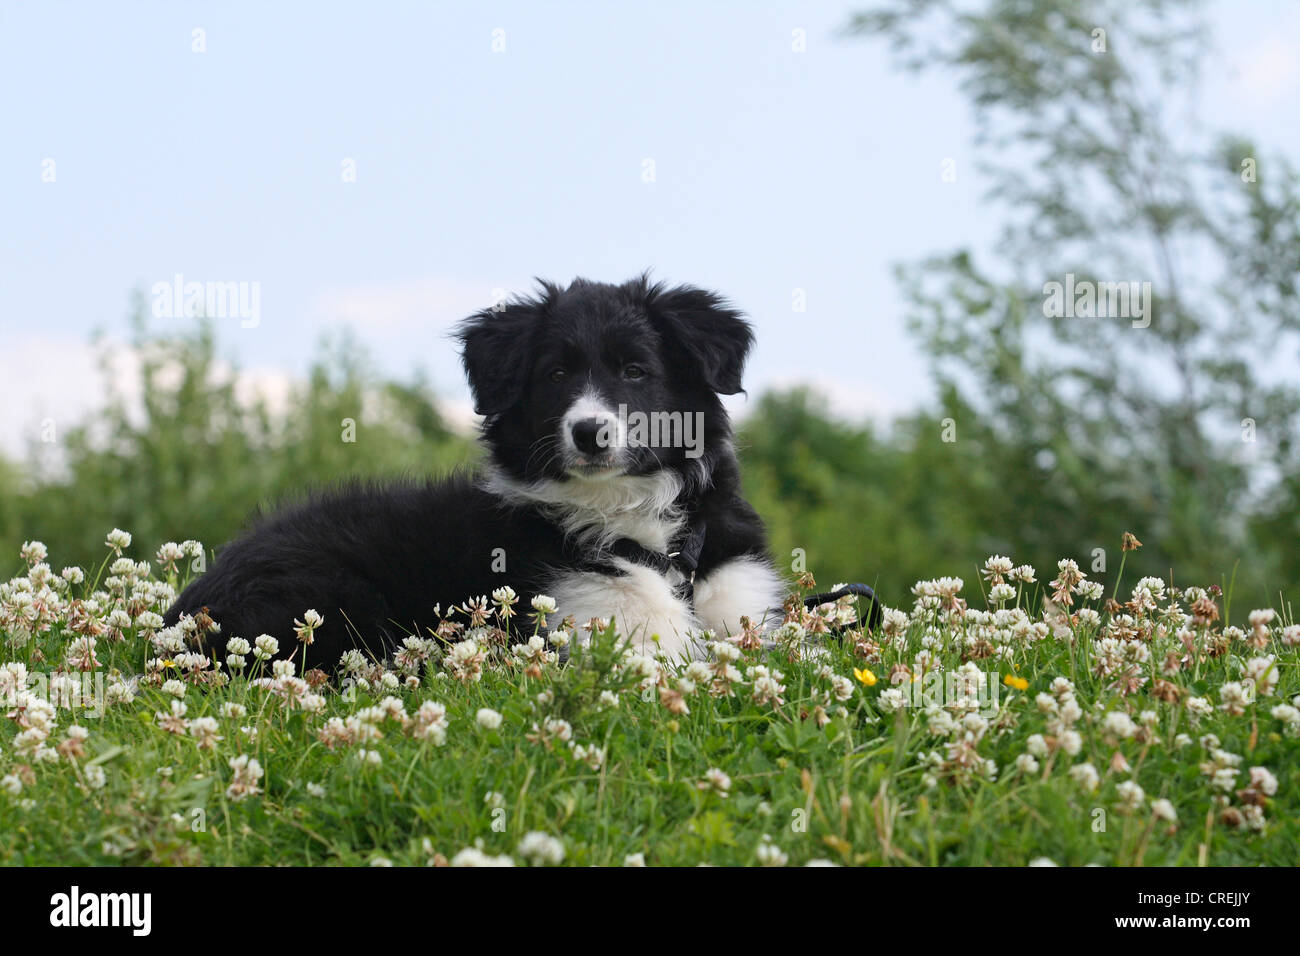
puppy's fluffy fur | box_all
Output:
[164,276,785,666]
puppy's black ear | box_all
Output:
[647,283,754,395]
[456,292,548,415]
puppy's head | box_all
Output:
[457,275,753,485]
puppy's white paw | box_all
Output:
[693,556,785,638]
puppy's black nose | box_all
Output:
[571,418,607,456]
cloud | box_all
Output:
[0,335,136,458]
[0,333,298,461]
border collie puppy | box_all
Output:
[164,275,785,668]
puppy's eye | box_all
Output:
[549,368,567,383]
[623,364,646,381]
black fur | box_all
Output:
[164,275,773,668]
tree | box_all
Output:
[845,0,1300,601]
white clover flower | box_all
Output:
[927,708,959,737]
[1116,780,1145,811]
[1015,753,1040,775]
[751,672,786,707]
[623,852,646,867]
[572,743,605,771]
[1242,656,1279,697]
[878,688,907,713]
[982,555,1014,582]
[698,767,731,797]
[1069,762,1100,793]
[539,717,572,744]
[1011,565,1037,584]
[20,540,49,564]
[709,641,741,663]
[988,582,1016,605]
[450,846,515,867]
[1247,608,1275,628]
[1102,711,1137,739]
[770,622,806,646]
[84,765,107,790]
[531,595,558,615]
[755,835,788,867]
[517,831,565,865]
[1249,766,1278,796]
[135,611,164,631]
[1219,681,1254,716]
[1270,704,1300,735]
[225,755,264,801]
[293,609,323,644]
[1075,580,1104,602]
[188,716,222,750]
[1151,798,1178,823]
[1075,608,1101,628]
[105,529,133,552]
[253,634,280,660]
[476,708,503,730]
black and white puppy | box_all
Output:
[164,276,785,667]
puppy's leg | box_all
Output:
[549,561,697,659]
[692,555,786,639]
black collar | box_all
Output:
[577,506,708,605]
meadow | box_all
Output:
[1,530,1295,867]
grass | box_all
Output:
[0,534,1296,866]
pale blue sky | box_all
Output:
[2,1,1297,449]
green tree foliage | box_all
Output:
[0,297,476,572]
[828,0,1300,604]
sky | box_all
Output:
[2,0,1298,454]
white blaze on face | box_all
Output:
[561,385,626,458]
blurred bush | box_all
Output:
[0,300,477,573]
